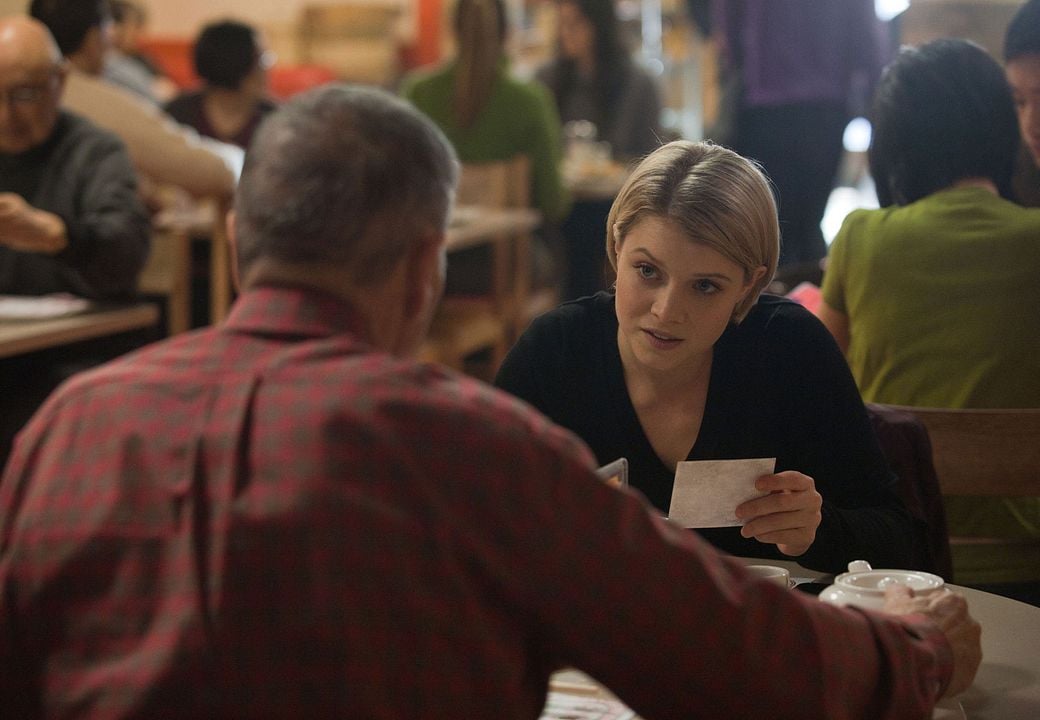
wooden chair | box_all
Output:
[876,404,1040,580]
[421,155,545,379]
[138,226,191,335]
[456,155,557,339]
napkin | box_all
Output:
[668,458,776,528]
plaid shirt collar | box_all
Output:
[222,284,372,345]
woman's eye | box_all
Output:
[694,279,720,294]
[635,263,657,279]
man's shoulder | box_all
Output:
[56,110,128,154]
[163,90,204,115]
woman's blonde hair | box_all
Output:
[605,140,779,322]
[453,0,505,129]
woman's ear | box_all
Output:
[743,265,768,296]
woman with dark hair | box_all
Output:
[819,39,1040,590]
[401,0,568,223]
[163,20,277,150]
[1004,0,1040,206]
[537,0,661,160]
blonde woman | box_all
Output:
[496,140,919,573]
[401,0,568,223]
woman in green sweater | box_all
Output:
[401,0,569,224]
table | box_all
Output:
[447,205,542,252]
[547,559,1040,720]
[565,161,630,202]
[0,304,159,360]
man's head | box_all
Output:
[233,84,459,354]
[194,20,268,95]
[0,16,65,155]
[29,0,111,76]
[1004,0,1040,164]
[869,38,1018,206]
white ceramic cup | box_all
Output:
[745,564,792,587]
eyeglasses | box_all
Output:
[257,50,277,70]
[0,76,58,107]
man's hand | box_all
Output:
[0,193,67,254]
[736,471,822,556]
[883,585,982,697]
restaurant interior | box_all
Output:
[0,1,1038,717]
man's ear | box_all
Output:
[226,210,241,293]
[403,231,445,319]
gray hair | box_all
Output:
[234,84,459,284]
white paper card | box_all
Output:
[668,458,776,528]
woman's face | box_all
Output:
[614,214,762,376]
[557,1,595,64]
[1006,53,1040,165]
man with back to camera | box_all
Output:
[0,84,980,718]
[1005,0,1040,206]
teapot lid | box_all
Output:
[836,562,944,594]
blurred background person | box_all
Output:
[104,0,176,104]
[819,39,1040,601]
[164,19,277,151]
[0,15,148,300]
[402,0,568,224]
[30,0,243,203]
[537,0,662,160]
[1004,0,1040,207]
[700,0,888,286]
[0,15,150,475]
[536,0,663,302]
[403,0,568,293]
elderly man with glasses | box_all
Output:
[0,15,148,300]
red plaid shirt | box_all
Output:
[1,286,951,718]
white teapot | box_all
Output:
[819,560,945,610]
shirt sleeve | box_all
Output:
[461,393,952,719]
[66,75,242,199]
[53,136,151,300]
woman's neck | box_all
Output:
[951,177,999,194]
[618,332,713,405]
[205,87,256,115]
[575,52,595,79]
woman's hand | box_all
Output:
[735,471,822,556]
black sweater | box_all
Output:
[0,112,149,299]
[495,292,921,573]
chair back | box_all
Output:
[880,406,1040,497]
[457,156,531,210]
